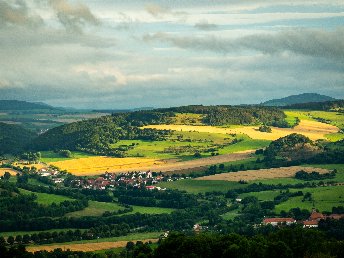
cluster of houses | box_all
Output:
[38,168,65,184]
[69,171,182,190]
[262,209,344,228]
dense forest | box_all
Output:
[284,99,344,110]
[0,122,36,155]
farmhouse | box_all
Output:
[263,218,296,226]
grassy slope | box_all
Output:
[19,188,73,204]
[158,179,245,194]
[40,151,94,163]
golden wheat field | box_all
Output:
[26,239,158,252]
[196,166,330,181]
[0,168,19,176]
[143,119,338,141]
[49,157,164,175]
[13,162,47,170]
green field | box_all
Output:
[158,179,244,194]
[29,232,163,246]
[129,205,175,215]
[66,201,174,217]
[40,151,94,163]
[275,186,344,213]
[110,132,269,161]
[66,201,124,217]
[19,188,73,205]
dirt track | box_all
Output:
[27,239,158,252]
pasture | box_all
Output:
[19,188,73,205]
[158,179,244,194]
[275,186,344,213]
[196,166,330,182]
[40,151,94,163]
[66,201,124,217]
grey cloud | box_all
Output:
[144,28,344,59]
[194,21,218,30]
[0,0,43,27]
[49,0,99,33]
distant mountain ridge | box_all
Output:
[0,100,55,110]
[262,93,336,107]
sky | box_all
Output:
[0,0,343,109]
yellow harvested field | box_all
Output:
[27,238,158,252]
[0,168,19,176]
[196,166,330,181]
[143,120,339,141]
[50,151,253,175]
[50,157,164,175]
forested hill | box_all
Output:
[31,106,287,155]
[0,122,36,155]
[0,100,55,110]
[284,99,344,111]
[262,93,336,107]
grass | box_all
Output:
[29,232,162,246]
[275,186,344,213]
[40,151,94,163]
[66,201,124,217]
[19,188,73,205]
[129,206,175,215]
[65,201,174,217]
[158,179,244,194]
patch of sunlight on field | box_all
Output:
[196,166,330,182]
[143,119,339,141]
[0,168,19,176]
[13,162,47,170]
[49,156,164,175]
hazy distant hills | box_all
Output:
[262,93,336,107]
[0,100,56,110]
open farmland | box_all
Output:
[49,157,164,175]
[50,151,254,175]
[0,168,19,176]
[26,238,158,252]
[196,166,330,182]
[143,119,339,141]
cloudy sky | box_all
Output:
[0,0,343,108]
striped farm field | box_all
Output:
[26,238,158,252]
[49,157,164,175]
[196,166,331,182]
[0,168,19,176]
[143,119,339,141]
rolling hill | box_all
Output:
[262,93,336,107]
[0,100,56,110]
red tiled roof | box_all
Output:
[303,220,318,225]
[310,212,324,220]
[263,218,295,223]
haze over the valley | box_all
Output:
[0,0,343,108]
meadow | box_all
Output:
[40,151,94,163]
[19,188,73,205]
